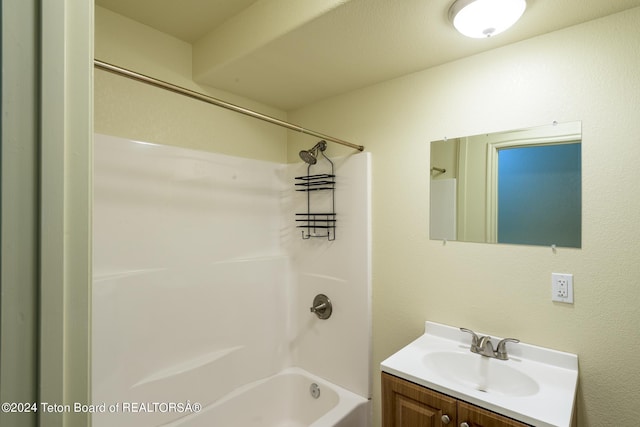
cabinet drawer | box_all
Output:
[458,400,531,427]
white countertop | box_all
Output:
[381,321,578,427]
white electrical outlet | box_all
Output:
[552,273,574,303]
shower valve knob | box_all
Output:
[310,294,332,320]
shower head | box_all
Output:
[299,149,318,165]
[299,140,327,165]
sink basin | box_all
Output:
[381,321,578,427]
[422,351,539,397]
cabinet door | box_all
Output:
[457,401,531,427]
[382,372,457,427]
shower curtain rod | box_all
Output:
[94,59,364,152]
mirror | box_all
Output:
[430,121,581,248]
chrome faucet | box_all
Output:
[460,328,519,360]
[478,335,496,358]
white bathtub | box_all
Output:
[162,367,370,427]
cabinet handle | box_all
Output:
[460,423,470,427]
[441,414,450,424]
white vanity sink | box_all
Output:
[423,351,540,397]
[381,321,578,427]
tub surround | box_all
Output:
[92,134,371,426]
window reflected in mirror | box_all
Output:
[430,121,581,248]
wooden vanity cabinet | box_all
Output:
[382,372,457,426]
[382,372,531,427]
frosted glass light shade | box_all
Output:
[449,0,527,38]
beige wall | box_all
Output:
[288,8,640,426]
[94,6,288,163]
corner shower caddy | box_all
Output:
[295,154,336,241]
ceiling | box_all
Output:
[96,0,640,110]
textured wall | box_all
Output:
[288,8,640,426]
[95,6,288,162]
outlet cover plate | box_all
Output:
[552,273,574,303]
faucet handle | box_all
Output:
[460,328,480,348]
[309,294,332,320]
[496,338,520,360]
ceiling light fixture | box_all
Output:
[449,0,527,39]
